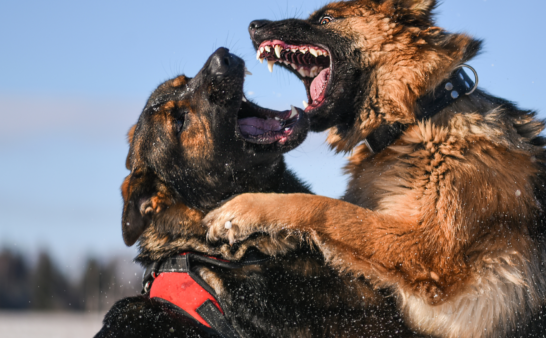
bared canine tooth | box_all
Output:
[274,45,282,59]
[309,48,318,57]
[302,100,309,109]
[259,58,264,64]
[256,50,261,60]
[264,45,271,52]
[289,105,298,119]
[267,60,275,73]
[260,46,265,54]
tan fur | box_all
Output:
[171,75,187,88]
[125,125,136,170]
[204,1,546,337]
[318,0,478,151]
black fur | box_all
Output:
[96,48,426,338]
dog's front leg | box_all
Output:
[204,192,466,304]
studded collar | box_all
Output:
[363,65,478,154]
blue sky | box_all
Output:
[1,0,545,271]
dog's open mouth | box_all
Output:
[237,96,302,145]
[256,40,332,112]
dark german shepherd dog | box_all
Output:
[204,1,546,337]
[95,48,424,338]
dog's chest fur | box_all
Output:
[343,96,546,338]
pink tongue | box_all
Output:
[310,68,330,102]
[238,117,283,136]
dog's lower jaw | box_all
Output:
[399,248,546,338]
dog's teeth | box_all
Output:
[323,50,329,56]
[260,47,265,54]
[256,50,261,60]
[242,96,247,102]
[268,60,275,73]
[310,66,318,77]
[303,100,309,109]
[297,68,310,77]
[309,48,318,57]
[290,63,298,70]
[274,116,281,121]
[274,45,282,59]
[259,58,264,64]
[316,50,323,57]
[300,48,307,54]
[264,45,271,52]
[284,128,290,131]
[244,67,252,76]
[289,105,298,119]
[291,48,297,53]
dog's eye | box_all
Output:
[174,112,188,134]
[319,15,333,25]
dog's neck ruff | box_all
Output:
[142,251,270,338]
[364,65,478,154]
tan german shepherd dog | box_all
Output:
[204,1,546,337]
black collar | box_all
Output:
[363,65,477,154]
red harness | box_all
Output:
[142,251,269,338]
[149,253,226,328]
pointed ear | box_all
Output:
[398,0,436,17]
[120,173,158,246]
[403,0,436,14]
[380,0,436,20]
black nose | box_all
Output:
[248,20,270,39]
[209,47,240,76]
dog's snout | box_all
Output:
[249,20,270,39]
[210,47,240,76]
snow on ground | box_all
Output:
[0,311,106,338]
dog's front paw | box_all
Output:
[204,194,279,245]
[205,216,246,246]
[204,208,257,246]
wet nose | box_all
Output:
[209,47,241,76]
[248,20,270,39]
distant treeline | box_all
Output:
[0,248,141,312]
